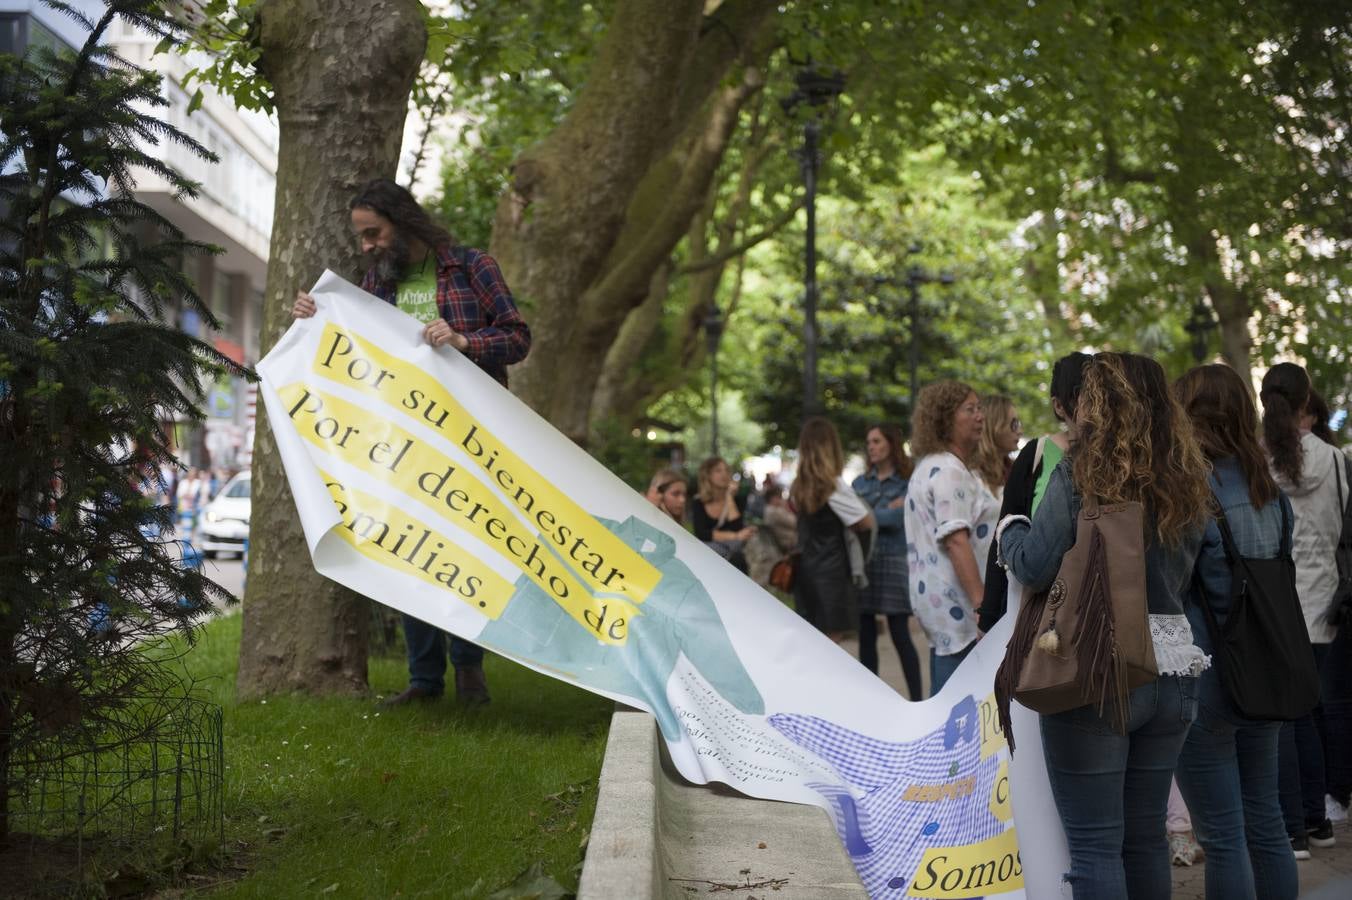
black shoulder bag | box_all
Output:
[1197,502,1320,720]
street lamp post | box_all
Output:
[899,243,954,405]
[781,65,846,419]
[705,306,725,458]
[1184,299,1217,364]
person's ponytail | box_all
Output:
[1260,363,1310,487]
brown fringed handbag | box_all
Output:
[995,497,1157,750]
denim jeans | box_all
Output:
[1176,671,1298,900]
[402,614,484,696]
[1317,628,1352,806]
[1039,674,1198,899]
[929,642,973,696]
[1279,642,1328,832]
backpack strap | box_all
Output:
[1194,491,1232,654]
[1337,454,1349,518]
[1277,491,1292,557]
[1213,506,1242,565]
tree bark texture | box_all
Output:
[494,0,777,443]
[236,0,426,698]
[590,119,790,429]
[1179,221,1254,378]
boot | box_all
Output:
[455,665,491,706]
[380,685,438,707]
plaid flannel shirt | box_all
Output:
[361,244,531,386]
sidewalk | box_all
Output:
[849,615,1352,897]
[1173,824,1352,897]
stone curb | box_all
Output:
[579,707,868,900]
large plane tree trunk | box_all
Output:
[494,0,776,444]
[236,0,426,698]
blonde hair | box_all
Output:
[790,417,845,514]
[695,457,727,504]
[647,468,686,498]
[910,381,975,459]
[971,394,1014,491]
[1072,353,1211,546]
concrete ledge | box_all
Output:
[577,708,665,898]
[579,707,867,899]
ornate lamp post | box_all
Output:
[704,305,725,458]
[881,243,954,404]
[1184,299,1217,364]
[781,64,846,419]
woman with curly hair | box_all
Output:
[790,418,875,641]
[1173,364,1297,898]
[999,352,1212,898]
[903,381,996,693]
[1261,362,1347,853]
[971,394,1023,498]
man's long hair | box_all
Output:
[348,178,453,249]
[1072,352,1210,546]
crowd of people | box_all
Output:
[273,176,1347,895]
[646,352,1350,899]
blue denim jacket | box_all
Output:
[1187,457,1294,655]
[851,468,908,557]
[1000,461,1203,617]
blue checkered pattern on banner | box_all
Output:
[770,694,1010,897]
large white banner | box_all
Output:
[258,273,1070,899]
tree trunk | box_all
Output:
[589,115,791,430]
[494,0,776,443]
[236,0,426,698]
[1178,222,1255,378]
[1206,279,1255,377]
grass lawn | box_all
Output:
[179,612,614,898]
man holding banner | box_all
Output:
[291,178,531,707]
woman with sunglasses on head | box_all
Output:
[971,394,1023,500]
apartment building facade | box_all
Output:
[2,0,277,470]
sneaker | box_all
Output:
[1308,818,1336,848]
[1169,830,1202,866]
[1291,833,1311,860]
[1327,794,1349,825]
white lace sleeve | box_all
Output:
[1149,614,1211,677]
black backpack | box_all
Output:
[1195,500,1320,721]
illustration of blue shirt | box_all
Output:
[770,695,1008,898]
[477,515,764,739]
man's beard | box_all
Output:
[370,231,412,284]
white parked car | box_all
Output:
[199,471,250,558]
